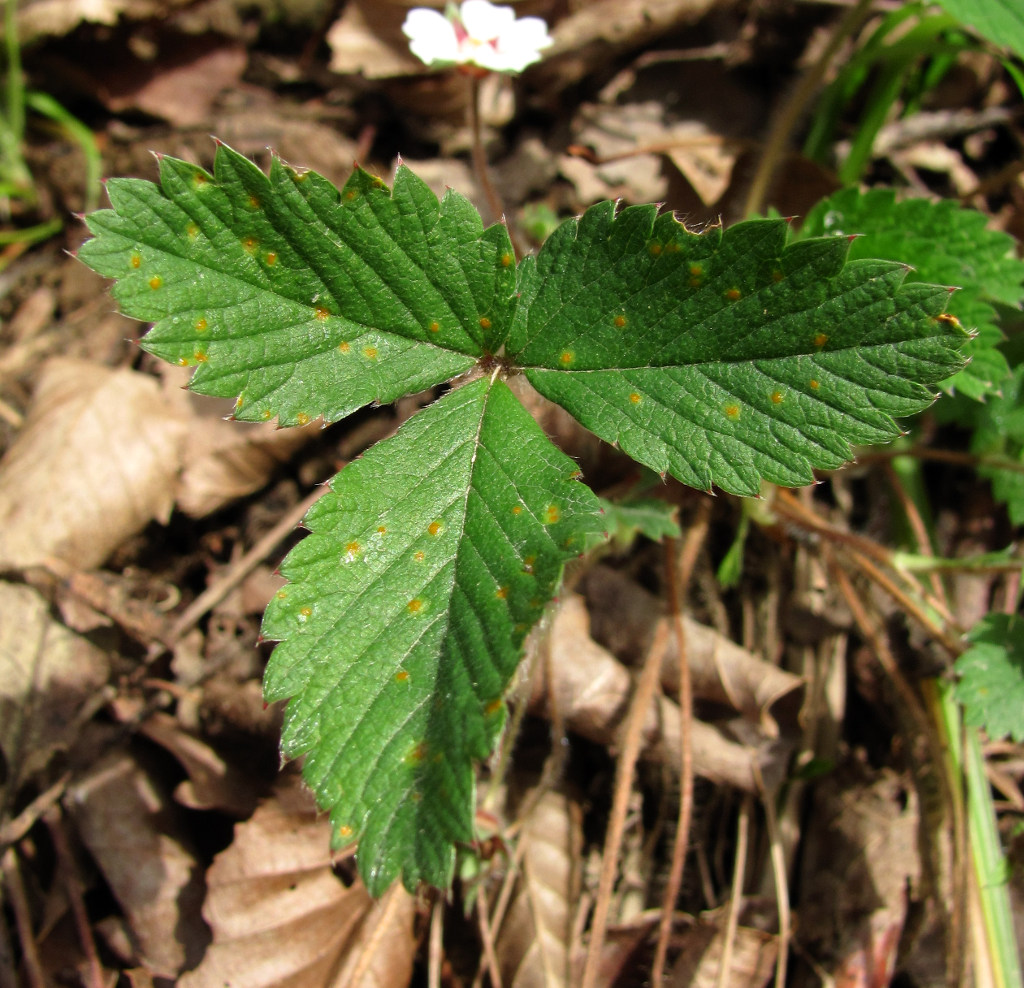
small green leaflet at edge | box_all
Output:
[262,377,603,894]
[954,613,1024,743]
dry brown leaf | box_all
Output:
[795,768,920,984]
[530,594,764,792]
[582,567,804,736]
[0,581,109,800]
[663,126,738,206]
[0,358,187,570]
[68,751,209,977]
[668,917,777,988]
[497,790,580,988]
[94,36,248,128]
[171,385,322,518]
[179,774,417,988]
[137,712,259,817]
[16,0,194,43]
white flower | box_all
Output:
[402,1,553,74]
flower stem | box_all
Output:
[468,74,522,259]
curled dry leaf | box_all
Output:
[68,751,209,977]
[0,582,109,802]
[171,387,323,518]
[0,358,187,571]
[138,712,259,818]
[668,915,777,988]
[179,774,417,988]
[497,789,580,988]
[582,567,804,736]
[529,594,765,792]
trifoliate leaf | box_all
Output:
[261,377,603,894]
[78,142,515,426]
[507,203,968,495]
[802,188,1024,401]
[955,613,1024,742]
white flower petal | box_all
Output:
[461,0,516,42]
[402,8,460,65]
[502,17,553,53]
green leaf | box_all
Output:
[261,377,603,894]
[78,142,515,426]
[801,187,1024,401]
[931,0,1024,60]
[955,613,1024,742]
[597,496,680,552]
[968,364,1024,523]
[507,203,968,495]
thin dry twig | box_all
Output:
[651,499,711,982]
[716,794,753,988]
[0,773,69,851]
[43,807,106,988]
[1,848,46,988]
[159,483,328,651]
[581,619,672,988]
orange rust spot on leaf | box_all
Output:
[501,253,513,267]
[149,275,162,290]
[629,392,642,404]
[186,222,199,238]
[261,409,272,420]
[511,505,523,515]
[266,252,277,265]
[523,555,536,574]
[614,314,627,328]
[296,412,310,426]
[936,312,962,328]
[771,390,784,404]
[338,341,350,353]
[338,824,353,838]
[195,318,208,332]
[544,504,561,524]
[193,350,208,363]
[809,379,820,390]
[248,195,260,209]
[413,551,425,562]
[429,321,440,333]
[241,237,258,252]
[130,253,141,268]
[363,346,378,360]
[407,598,423,613]
[314,307,330,321]
[345,188,358,200]
[485,699,503,716]
[377,525,387,534]
[689,264,703,277]
[649,242,662,256]
[495,586,508,599]
[559,351,574,366]
[813,332,828,348]
[406,741,428,764]
[299,606,312,617]
[345,541,361,558]
[725,287,742,301]
[428,521,442,536]
[479,316,492,330]
[276,590,287,599]
[395,670,410,683]
[193,172,208,187]
[724,403,740,419]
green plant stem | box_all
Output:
[938,680,1024,988]
[468,73,521,259]
[743,0,874,218]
